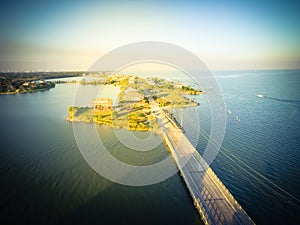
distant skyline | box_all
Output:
[0,0,299,72]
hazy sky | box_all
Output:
[0,0,299,71]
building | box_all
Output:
[90,98,113,110]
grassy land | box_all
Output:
[67,74,202,132]
[67,103,158,132]
[155,92,198,107]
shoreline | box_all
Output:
[0,86,55,95]
[67,117,161,134]
[66,101,199,133]
[66,74,202,132]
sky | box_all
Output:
[0,0,299,71]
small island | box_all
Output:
[67,74,203,132]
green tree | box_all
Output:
[68,106,78,118]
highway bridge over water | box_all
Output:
[154,107,255,225]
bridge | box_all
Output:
[153,106,255,225]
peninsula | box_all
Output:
[67,74,255,224]
[67,74,202,131]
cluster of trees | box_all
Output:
[93,115,112,125]
[0,71,83,80]
[0,78,18,93]
[68,106,78,120]
[105,76,129,87]
[182,85,202,95]
[128,112,149,130]
[79,79,106,85]
[54,80,78,84]
[128,112,147,122]
[0,78,55,94]
[155,98,171,107]
[164,83,173,89]
[0,71,80,93]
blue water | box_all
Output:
[0,70,299,225]
[0,84,201,225]
[217,70,300,225]
[185,70,300,225]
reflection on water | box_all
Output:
[182,70,300,225]
[0,83,201,225]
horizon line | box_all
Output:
[1,68,300,74]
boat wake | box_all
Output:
[258,95,300,104]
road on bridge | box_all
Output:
[149,96,255,225]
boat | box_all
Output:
[257,94,265,98]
